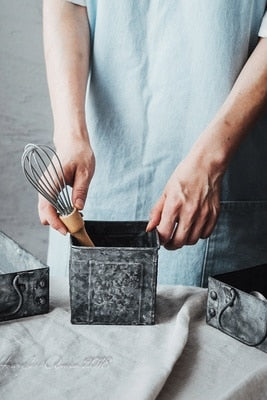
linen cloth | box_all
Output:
[1,278,267,400]
[48,1,267,287]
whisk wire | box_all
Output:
[32,151,62,196]
[30,154,60,201]
[38,145,73,214]
[23,164,60,210]
[21,144,73,216]
[30,150,67,213]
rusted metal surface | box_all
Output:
[0,231,49,322]
[207,264,267,352]
[69,221,159,325]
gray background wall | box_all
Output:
[0,0,52,263]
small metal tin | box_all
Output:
[69,221,160,325]
[0,231,49,322]
[207,263,267,353]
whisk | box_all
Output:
[21,143,94,247]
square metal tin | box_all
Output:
[0,231,49,322]
[206,264,267,352]
[69,221,160,325]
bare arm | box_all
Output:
[41,0,95,234]
[147,38,267,249]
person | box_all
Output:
[41,0,267,286]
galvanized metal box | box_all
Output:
[69,221,159,325]
[207,264,267,352]
[0,231,49,322]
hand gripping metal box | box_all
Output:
[69,221,160,325]
[0,231,49,322]
[206,264,267,352]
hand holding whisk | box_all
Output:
[21,143,94,247]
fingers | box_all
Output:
[200,201,220,239]
[156,194,181,244]
[146,195,165,232]
[72,166,92,210]
[162,203,195,250]
[147,154,223,249]
[38,196,68,235]
[151,196,220,250]
[165,205,212,250]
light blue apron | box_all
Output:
[48,0,267,287]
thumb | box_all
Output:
[72,167,90,210]
[146,195,165,232]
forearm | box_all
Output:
[147,38,267,246]
[43,0,90,146]
[190,37,267,173]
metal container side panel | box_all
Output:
[69,246,158,325]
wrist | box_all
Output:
[190,112,246,175]
[53,125,90,148]
[188,127,232,179]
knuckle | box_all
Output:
[79,167,90,179]
[74,186,88,197]
[78,165,94,182]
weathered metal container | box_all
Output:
[207,263,267,353]
[69,221,160,325]
[0,231,49,322]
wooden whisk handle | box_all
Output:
[59,208,94,247]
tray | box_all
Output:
[207,264,267,352]
[0,231,49,322]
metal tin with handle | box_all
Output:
[0,231,49,322]
[207,264,267,352]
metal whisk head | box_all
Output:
[21,144,73,216]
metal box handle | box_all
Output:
[218,288,267,347]
[0,274,23,318]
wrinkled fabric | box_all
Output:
[1,278,267,400]
[48,1,267,286]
